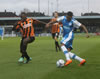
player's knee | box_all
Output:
[23,41,28,45]
[23,43,27,46]
[31,37,35,42]
[22,50,26,53]
[20,48,26,53]
[28,37,35,43]
[61,43,65,46]
[67,47,73,51]
[67,48,71,51]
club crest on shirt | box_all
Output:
[22,23,31,28]
[69,22,72,26]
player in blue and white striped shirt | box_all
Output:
[46,11,89,66]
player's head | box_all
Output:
[66,11,73,21]
[53,11,58,18]
[20,13,27,21]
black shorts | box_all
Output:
[20,37,35,52]
[52,33,59,39]
[21,37,35,43]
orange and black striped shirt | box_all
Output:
[15,18,37,37]
[51,18,60,33]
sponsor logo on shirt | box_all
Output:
[23,23,31,28]
[63,26,70,30]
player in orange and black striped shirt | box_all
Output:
[50,12,61,52]
[12,13,46,63]
[15,19,35,37]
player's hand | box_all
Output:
[45,23,50,28]
[86,34,89,38]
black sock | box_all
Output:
[21,55,25,58]
[22,44,29,60]
[24,52,30,60]
[55,41,58,52]
[56,41,61,50]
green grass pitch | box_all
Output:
[0,36,100,79]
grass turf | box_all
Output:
[0,36,100,79]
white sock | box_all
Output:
[61,46,70,61]
[65,53,70,61]
[69,52,83,62]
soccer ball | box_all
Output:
[56,59,65,68]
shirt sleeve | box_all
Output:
[57,16,65,22]
[73,20,82,28]
[33,19,38,24]
[15,21,21,29]
[12,21,20,31]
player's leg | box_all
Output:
[55,33,61,51]
[20,38,25,58]
[69,52,86,66]
[60,33,74,66]
[54,36,58,52]
[54,33,61,52]
[18,38,25,63]
[55,40,61,51]
[67,40,86,66]
[22,39,29,61]
[52,33,58,52]
[22,37,35,63]
[61,44,72,66]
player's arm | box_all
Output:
[46,20,57,27]
[36,19,47,24]
[12,21,20,32]
[33,19,47,25]
[46,16,64,28]
[46,19,58,28]
[73,20,89,38]
[80,24,89,38]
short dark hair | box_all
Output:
[53,11,58,16]
[67,11,73,16]
[54,11,58,14]
[21,12,26,15]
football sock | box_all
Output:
[55,41,58,52]
[55,41,61,51]
[21,55,25,58]
[61,46,70,60]
[24,52,30,60]
[22,44,29,60]
[69,52,83,62]
[56,41,61,50]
